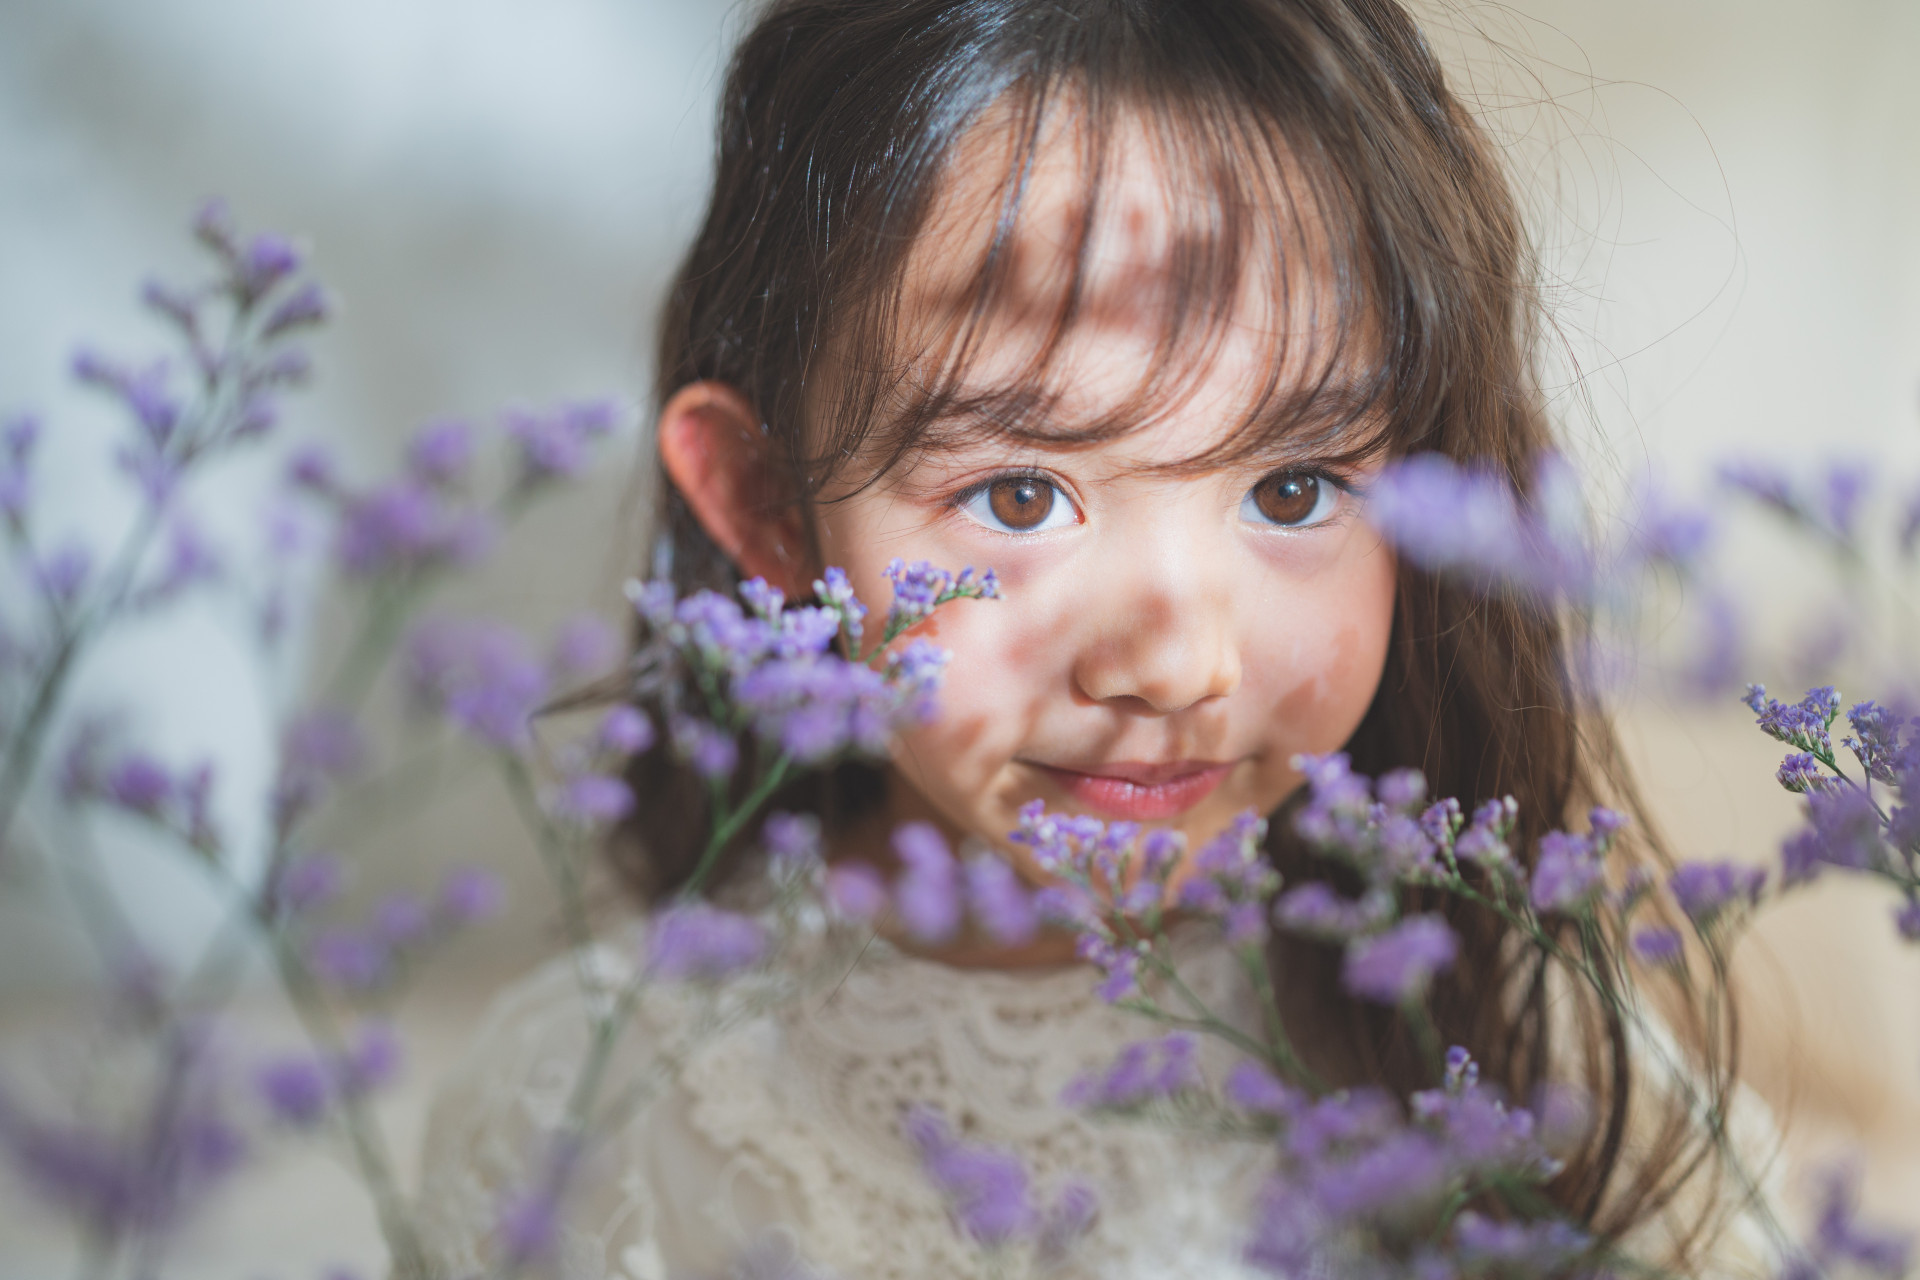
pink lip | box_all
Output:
[1033,760,1233,821]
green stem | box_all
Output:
[682,754,794,897]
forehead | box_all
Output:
[884,96,1377,467]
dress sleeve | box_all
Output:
[413,946,800,1280]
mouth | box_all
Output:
[1029,759,1234,821]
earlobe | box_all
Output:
[657,381,807,594]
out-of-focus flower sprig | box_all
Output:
[0,204,631,1280]
[0,201,329,870]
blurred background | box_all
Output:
[0,0,1915,1274]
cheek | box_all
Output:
[1243,535,1398,766]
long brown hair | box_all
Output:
[613,0,1733,1263]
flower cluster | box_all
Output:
[1233,1048,1578,1278]
[1747,684,1920,942]
[629,563,989,772]
[903,1104,1098,1265]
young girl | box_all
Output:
[419,1,1763,1275]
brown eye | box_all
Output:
[1245,471,1335,527]
[989,477,1053,528]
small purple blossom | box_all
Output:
[963,856,1037,945]
[505,400,619,483]
[763,811,823,873]
[104,753,172,817]
[306,930,386,990]
[903,1104,1037,1246]
[334,1021,402,1093]
[1631,926,1685,967]
[1452,1211,1589,1270]
[1669,860,1767,925]
[372,892,432,947]
[256,1056,330,1125]
[437,865,506,924]
[554,774,635,824]
[1782,783,1888,886]
[1064,1034,1199,1110]
[893,822,961,943]
[405,419,472,485]
[274,853,346,915]
[1777,752,1829,794]
[646,904,768,980]
[549,614,618,680]
[1342,916,1459,1005]
[598,705,654,755]
[671,717,739,779]
[406,619,549,750]
[1226,1061,1302,1116]
[1529,830,1605,915]
[826,862,889,922]
[35,542,93,608]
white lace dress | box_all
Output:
[415,924,1273,1280]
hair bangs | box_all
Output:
[802,23,1432,497]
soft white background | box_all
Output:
[0,0,1916,1274]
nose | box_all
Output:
[1070,533,1242,715]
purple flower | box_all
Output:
[1376,768,1427,812]
[646,904,768,980]
[1529,830,1605,915]
[598,705,654,755]
[307,930,386,990]
[274,853,346,915]
[827,862,889,922]
[256,1056,330,1125]
[282,709,366,780]
[1273,883,1388,941]
[963,856,1037,945]
[550,614,618,680]
[884,559,954,632]
[405,419,472,485]
[1038,1179,1099,1263]
[1777,752,1828,794]
[1452,1212,1589,1270]
[1631,926,1685,967]
[261,281,329,339]
[1342,916,1459,1004]
[35,542,92,607]
[334,1021,402,1093]
[1843,701,1908,783]
[336,481,493,576]
[1782,784,1887,886]
[373,892,432,947]
[286,443,337,494]
[1064,1034,1199,1110]
[1669,860,1767,924]
[671,717,739,779]
[763,811,823,872]
[812,566,868,649]
[505,400,618,482]
[1808,1165,1913,1279]
[893,822,961,944]
[104,753,172,816]
[406,619,549,750]
[437,865,506,923]
[1226,1061,1302,1116]
[496,1189,560,1266]
[902,1105,1036,1246]
[554,774,635,824]
[1314,1130,1451,1219]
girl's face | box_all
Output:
[812,115,1399,888]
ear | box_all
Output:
[657,381,808,595]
